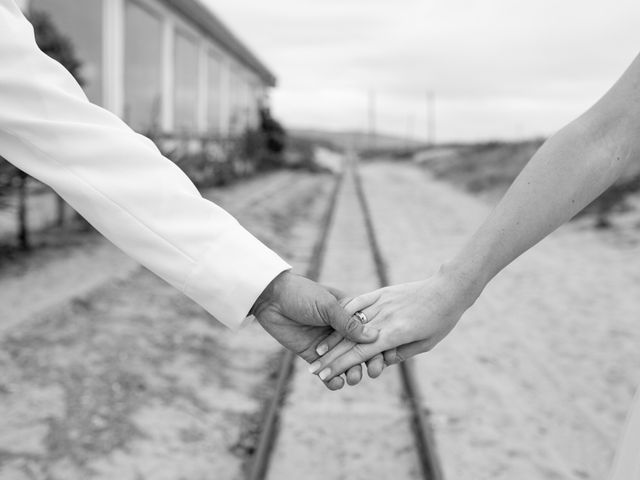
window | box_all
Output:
[249,82,263,128]
[238,78,255,130]
[174,30,199,133]
[123,1,163,133]
[30,0,103,104]
[206,52,222,134]
[228,68,243,134]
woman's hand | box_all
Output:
[309,265,483,384]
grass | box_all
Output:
[422,140,543,199]
[419,139,640,227]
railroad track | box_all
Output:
[247,159,444,480]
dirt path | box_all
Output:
[4,161,638,479]
[0,170,333,480]
[360,160,640,480]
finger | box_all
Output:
[366,354,385,378]
[324,375,344,391]
[308,337,355,375]
[296,334,332,364]
[345,364,363,386]
[315,329,344,356]
[338,295,354,309]
[383,348,400,365]
[323,285,350,304]
[319,343,382,382]
[316,305,378,357]
[343,291,381,316]
[323,301,378,344]
[395,339,436,361]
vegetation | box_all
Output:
[420,139,640,227]
[422,140,544,198]
[153,107,292,189]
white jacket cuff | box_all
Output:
[182,228,291,330]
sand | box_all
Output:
[360,160,640,480]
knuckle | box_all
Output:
[351,343,364,357]
[345,317,360,334]
[351,344,370,362]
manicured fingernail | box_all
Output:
[318,368,331,381]
[308,361,321,374]
[316,343,328,356]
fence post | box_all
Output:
[17,170,29,250]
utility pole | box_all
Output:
[426,90,435,146]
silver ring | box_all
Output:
[354,311,368,324]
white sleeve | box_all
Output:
[0,1,290,329]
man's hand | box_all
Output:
[251,271,379,390]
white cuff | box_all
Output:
[182,227,291,329]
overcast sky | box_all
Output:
[203,0,640,142]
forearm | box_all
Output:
[444,115,632,297]
[444,51,640,294]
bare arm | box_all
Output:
[451,53,640,290]
[311,53,640,381]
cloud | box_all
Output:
[205,0,640,141]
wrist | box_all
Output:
[437,258,488,310]
[250,270,291,317]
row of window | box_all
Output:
[30,0,263,136]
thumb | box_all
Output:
[323,285,354,308]
[323,300,378,343]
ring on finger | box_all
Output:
[354,310,369,324]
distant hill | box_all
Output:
[289,128,425,153]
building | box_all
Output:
[20,0,276,139]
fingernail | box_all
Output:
[316,343,328,356]
[318,368,331,381]
[308,361,321,374]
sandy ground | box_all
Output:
[0,170,334,480]
[360,161,640,480]
[0,230,138,336]
[4,159,640,479]
[267,167,422,480]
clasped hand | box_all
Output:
[253,266,481,391]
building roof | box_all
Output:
[167,0,276,87]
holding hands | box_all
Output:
[309,264,483,388]
[259,51,640,390]
[249,271,381,390]
[250,267,482,391]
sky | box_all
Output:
[203,0,640,142]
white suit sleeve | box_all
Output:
[0,1,290,328]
